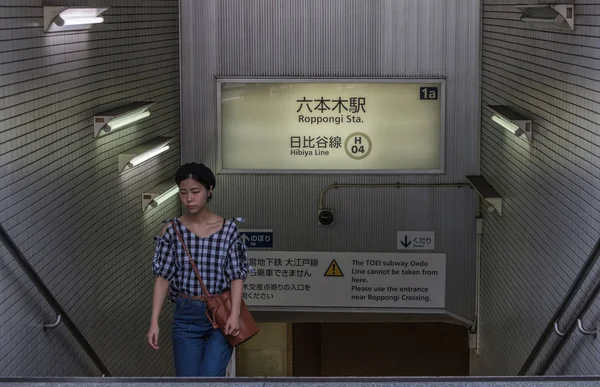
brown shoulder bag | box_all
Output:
[172,220,259,347]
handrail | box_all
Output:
[0,223,110,376]
[536,264,600,374]
[519,236,600,375]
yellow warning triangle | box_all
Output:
[324,259,343,277]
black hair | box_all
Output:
[175,162,216,202]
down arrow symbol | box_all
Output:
[400,235,412,248]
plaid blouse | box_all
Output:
[152,217,251,302]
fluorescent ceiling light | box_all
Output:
[118,137,174,172]
[130,146,170,167]
[488,105,533,142]
[492,115,520,133]
[93,102,155,138]
[141,180,179,212]
[60,8,104,25]
[515,4,575,30]
[107,111,151,131]
[43,6,109,33]
[154,185,179,205]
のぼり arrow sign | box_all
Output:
[239,229,273,248]
[397,231,435,250]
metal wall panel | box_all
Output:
[0,0,180,376]
[473,0,600,376]
[180,0,481,321]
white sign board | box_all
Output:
[218,79,445,173]
[397,231,435,250]
[244,252,446,310]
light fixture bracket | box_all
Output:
[43,6,109,33]
[466,175,503,216]
[488,105,533,142]
[118,136,174,172]
[93,101,155,138]
[515,4,575,31]
[142,179,178,212]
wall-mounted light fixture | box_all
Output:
[466,175,503,216]
[118,137,173,172]
[93,101,155,138]
[515,4,575,31]
[488,105,533,142]
[141,179,179,212]
[43,6,109,33]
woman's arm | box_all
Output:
[224,222,251,337]
[147,276,169,349]
[225,279,243,336]
[147,222,176,349]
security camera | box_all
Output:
[318,209,334,226]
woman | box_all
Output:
[146,162,250,377]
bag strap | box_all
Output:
[171,220,212,297]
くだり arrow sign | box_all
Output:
[397,231,435,250]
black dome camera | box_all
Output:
[318,209,334,226]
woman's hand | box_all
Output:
[148,277,169,350]
[147,323,160,350]
[224,312,240,337]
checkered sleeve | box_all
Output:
[225,223,250,281]
[152,229,177,281]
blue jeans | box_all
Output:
[172,296,233,376]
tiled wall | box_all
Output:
[472,0,600,375]
[0,0,180,376]
[236,322,292,377]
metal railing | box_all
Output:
[4,375,600,386]
[0,223,110,376]
[519,236,600,375]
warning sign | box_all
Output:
[324,259,343,277]
[243,251,446,310]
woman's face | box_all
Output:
[178,178,212,214]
